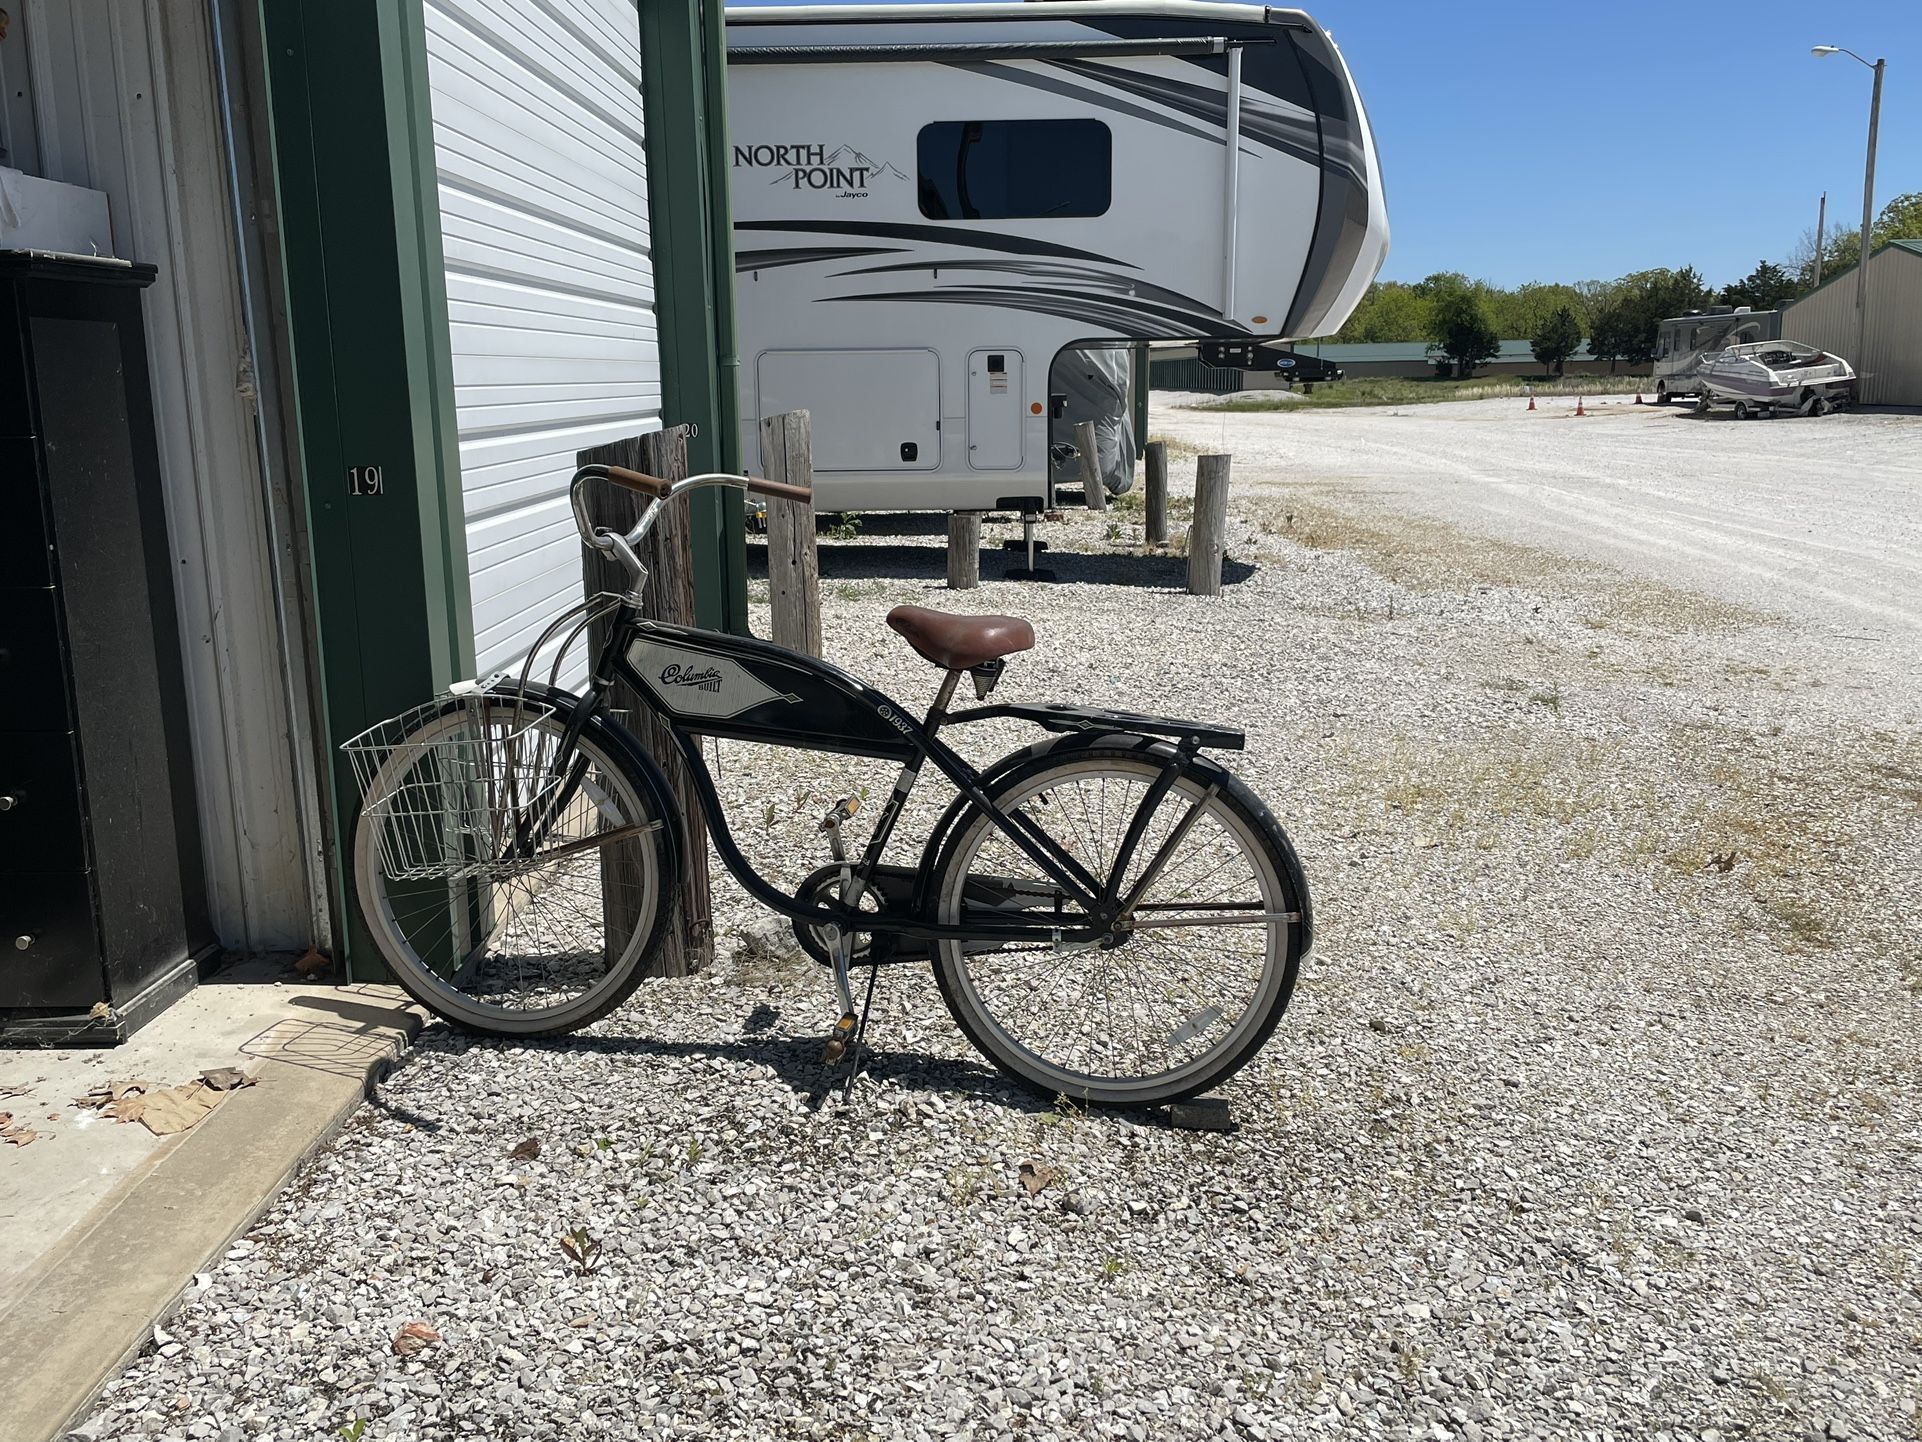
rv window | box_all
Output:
[917,119,1112,221]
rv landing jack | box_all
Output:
[1002,511,1056,582]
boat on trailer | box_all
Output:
[1696,341,1855,418]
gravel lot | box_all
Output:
[1158,395,1922,704]
[81,400,1922,1442]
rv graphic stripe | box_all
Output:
[827,285,1251,341]
[735,245,902,274]
[733,219,1136,269]
[832,257,1225,325]
[946,61,1228,150]
[1046,60,1358,183]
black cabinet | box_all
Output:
[1,251,211,1044]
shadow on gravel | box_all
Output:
[746,540,1256,591]
[405,1021,1175,1125]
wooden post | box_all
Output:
[759,410,822,657]
[1144,440,1169,546]
[1187,453,1231,596]
[1074,420,1107,512]
[577,426,712,977]
[947,512,982,589]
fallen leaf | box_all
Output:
[292,947,331,979]
[2,1124,37,1147]
[1018,1159,1056,1196]
[110,1079,152,1102]
[88,1002,111,1021]
[0,1083,27,1100]
[391,1321,440,1357]
[135,1082,224,1136]
[508,1137,541,1162]
[108,1097,149,1124]
[199,1067,254,1092]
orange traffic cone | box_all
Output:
[1526,394,1536,412]
[1575,395,1587,417]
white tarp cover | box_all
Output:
[1049,347,1137,496]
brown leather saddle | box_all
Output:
[885,605,1035,671]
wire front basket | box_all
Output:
[341,689,566,884]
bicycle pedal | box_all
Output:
[821,1011,858,1064]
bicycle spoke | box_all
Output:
[940,757,1288,1092]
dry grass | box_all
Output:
[1329,718,1918,957]
[1246,491,1762,634]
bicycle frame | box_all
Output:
[573,599,1110,948]
[555,463,1231,961]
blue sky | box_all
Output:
[741,1,1920,290]
[1308,1,1921,288]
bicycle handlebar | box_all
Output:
[600,464,812,506]
[568,462,814,594]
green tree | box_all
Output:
[1587,300,1635,372]
[1324,280,1431,343]
[1496,282,1588,342]
[1602,266,1710,367]
[1425,282,1501,377]
[1530,305,1584,376]
[1787,192,1922,292]
[1721,259,1798,312]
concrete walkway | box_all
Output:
[0,962,420,1442]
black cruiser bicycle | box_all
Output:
[344,465,1311,1106]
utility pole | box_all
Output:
[1814,191,1826,287]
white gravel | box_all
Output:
[79,401,1922,1442]
[1155,395,1922,704]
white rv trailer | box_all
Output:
[723,2,1389,513]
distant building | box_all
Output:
[1781,240,1922,407]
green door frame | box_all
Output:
[256,0,747,976]
[641,0,750,635]
[255,0,470,979]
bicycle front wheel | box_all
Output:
[351,689,676,1035]
[932,740,1308,1107]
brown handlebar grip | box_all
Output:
[602,465,672,498]
[746,476,814,504]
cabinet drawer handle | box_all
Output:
[12,935,32,951]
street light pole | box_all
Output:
[1856,57,1884,368]
[1813,45,1886,378]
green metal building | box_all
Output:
[0,0,743,992]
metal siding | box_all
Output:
[1782,247,1922,407]
[19,0,315,949]
[425,0,660,677]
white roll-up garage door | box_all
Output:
[424,0,660,676]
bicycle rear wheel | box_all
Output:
[932,739,1308,1106]
[350,689,676,1035]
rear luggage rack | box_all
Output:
[946,701,1245,751]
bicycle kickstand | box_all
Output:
[839,964,882,1104]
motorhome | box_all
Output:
[1652,307,1781,403]
[723,2,1389,514]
